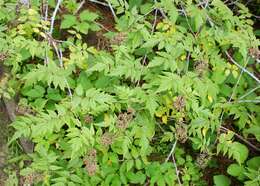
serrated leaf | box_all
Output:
[126,159,134,171]
[75,22,89,34]
[145,95,159,116]
[79,10,98,22]
[61,15,77,29]
[22,85,45,98]
[135,159,142,170]
[70,174,83,183]
[75,84,84,96]
[231,142,249,164]
[126,171,146,184]
[244,126,260,142]
[246,157,260,170]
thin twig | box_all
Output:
[186,52,191,72]
[51,39,60,58]
[136,8,158,86]
[44,45,49,65]
[245,0,253,6]
[172,154,182,186]
[129,7,156,28]
[236,99,260,103]
[229,64,244,102]
[94,21,112,32]
[51,41,73,100]
[106,1,116,20]
[197,0,209,8]
[225,51,260,84]
[59,48,73,99]
[58,48,64,67]
[156,122,165,132]
[88,0,109,7]
[42,0,49,65]
[180,3,196,37]
[49,0,62,34]
[44,0,48,21]
[239,85,260,100]
[75,0,85,14]
[165,140,177,162]
[158,8,167,19]
[228,0,240,6]
[44,0,72,100]
[217,57,248,147]
[219,57,246,125]
[252,14,260,19]
[45,33,77,46]
[220,126,260,152]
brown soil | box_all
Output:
[203,155,243,186]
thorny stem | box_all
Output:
[220,126,260,152]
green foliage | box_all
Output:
[227,157,260,185]
[213,175,231,186]
[61,10,100,35]
[0,0,259,185]
[217,132,249,164]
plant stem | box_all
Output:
[106,1,116,20]
[172,153,182,186]
[49,0,62,34]
[225,51,260,84]
[89,0,109,7]
[165,140,177,162]
[75,0,85,14]
[220,126,260,152]
[136,6,158,86]
[239,85,260,100]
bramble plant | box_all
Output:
[0,0,259,185]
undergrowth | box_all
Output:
[0,0,259,185]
